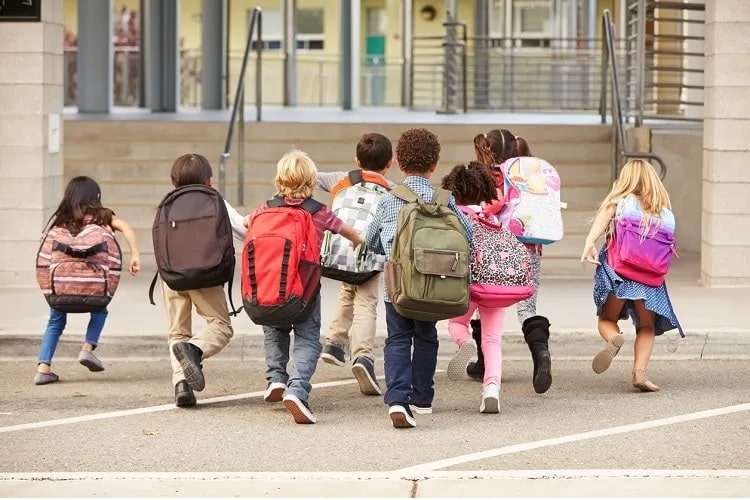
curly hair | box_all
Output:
[441,162,498,206]
[473,129,517,167]
[396,128,441,174]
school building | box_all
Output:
[1,0,749,288]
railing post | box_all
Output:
[238,85,245,206]
[440,9,461,114]
[599,14,608,123]
[401,0,413,108]
[634,0,646,126]
[255,8,262,122]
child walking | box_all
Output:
[472,129,552,394]
[34,176,140,385]
[442,163,507,413]
[317,133,395,396]
[366,128,473,428]
[245,150,363,424]
[581,159,683,391]
[159,154,247,407]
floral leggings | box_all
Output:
[516,246,542,324]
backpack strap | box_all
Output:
[432,188,452,207]
[226,271,243,316]
[300,198,324,214]
[391,184,421,203]
[148,271,159,306]
[348,169,364,186]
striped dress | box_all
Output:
[593,195,684,337]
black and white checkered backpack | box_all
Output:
[321,170,390,285]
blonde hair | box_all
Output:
[598,159,671,236]
[274,149,317,199]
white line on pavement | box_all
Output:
[396,402,750,473]
[2,469,750,481]
[0,370,444,435]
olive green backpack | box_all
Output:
[384,184,470,321]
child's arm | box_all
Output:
[224,200,247,240]
[365,199,385,254]
[316,172,345,193]
[339,222,364,249]
[447,196,474,242]
[581,204,616,265]
[110,217,140,275]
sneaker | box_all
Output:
[480,383,500,414]
[466,361,484,382]
[33,372,59,385]
[447,339,477,380]
[410,404,433,415]
[320,342,346,366]
[282,394,316,424]
[592,333,625,374]
[78,350,105,372]
[388,403,416,428]
[172,342,205,392]
[264,382,287,403]
[352,357,382,396]
[174,380,197,407]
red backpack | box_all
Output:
[241,197,323,326]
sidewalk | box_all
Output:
[2,255,749,359]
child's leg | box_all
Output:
[349,276,379,362]
[37,308,67,372]
[447,303,479,380]
[632,300,659,391]
[323,283,355,366]
[161,283,194,386]
[383,302,415,406]
[592,294,627,374]
[516,247,541,324]
[410,319,439,408]
[263,324,292,386]
[478,305,506,387]
[286,294,323,403]
[190,286,234,360]
[83,309,108,351]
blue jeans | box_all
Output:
[262,294,322,402]
[383,302,439,406]
[38,308,109,365]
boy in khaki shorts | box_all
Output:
[317,133,394,396]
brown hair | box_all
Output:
[516,136,532,157]
[356,133,393,171]
[473,129,517,167]
[170,153,213,188]
[441,162,498,206]
[396,128,441,174]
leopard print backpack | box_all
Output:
[468,213,535,307]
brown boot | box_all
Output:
[592,333,625,374]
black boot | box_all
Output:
[522,315,552,394]
[175,380,196,407]
[466,319,484,382]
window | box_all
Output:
[250,8,325,51]
[489,0,553,47]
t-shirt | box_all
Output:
[250,197,343,245]
[615,194,675,233]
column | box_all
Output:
[340,0,361,109]
[701,0,750,286]
[0,0,64,286]
[77,0,113,113]
[144,0,179,112]
[473,0,490,109]
[201,0,227,110]
[400,0,413,107]
[283,0,297,106]
[683,1,704,120]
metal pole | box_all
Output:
[401,0,413,107]
[441,7,460,114]
[283,0,297,106]
[473,0,489,109]
[238,85,245,205]
[599,12,608,124]
[634,0,646,126]
[255,8,262,121]
[341,0,352,109]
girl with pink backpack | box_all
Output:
[442,163,535,413]
[581,159,683,392]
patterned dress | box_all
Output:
[593,195,684,337]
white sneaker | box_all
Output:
[263,382,287,403]
[410,404,433,415]
[480,383,500,414]
[447,339,477,381]
[389,404,417,428]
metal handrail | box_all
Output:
[600,9,667,181]
[218,7,263,204]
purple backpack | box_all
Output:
[607,218,677,287]
[466,211,535,307]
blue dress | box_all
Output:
[593,245,684,337]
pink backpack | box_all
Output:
[607,218,677,287]
[465,210,535,307]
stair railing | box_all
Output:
[218,7,263,204]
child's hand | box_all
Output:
[580,242,600,265]
[350,233,364,249]
[243,215,251,228]
[128,255,141,275]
